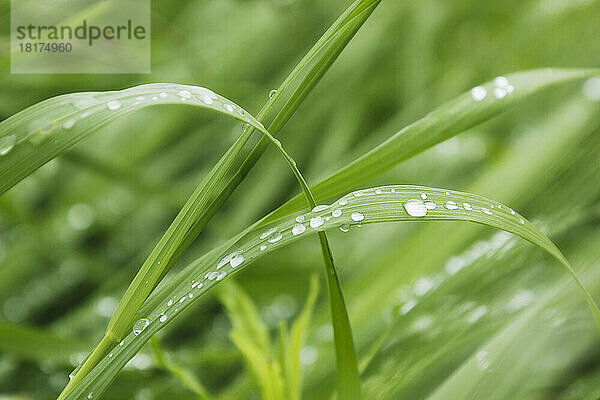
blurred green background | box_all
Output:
[1,0,600,399]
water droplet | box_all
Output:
[420,193,427,199]
[463,203,472,211]
[471,86,487,101]
[108,353,113,358]
[338,199,348,206]
[179,296,186,303]
[414,278,435,296]
[509,208,516,215]
[62,119,75,129]
[159,92,168,98]
[312,205,328,212]
[216,271,227,281]
[424,201,437,210]
[260,228,277,240]
[332,209,342,217]
[295,215,305,223]
[352,190,364,197]
[444,201,458,210]
[230,254,244,267]
[206,271,219,280]
[375,189,383,195]
[268,233,283,243]
[119,340,124,346]
[351,212,364,222]
[583,77,600,101]
[87,393,93,399]
[292,224,306,235]
[178,90,191,99]
[200,95,213,105]
[159,314,168,323]
[404,199,427,217]
[476,350,491,371]
[260,245,267,251]
[167,300,173,307]
[339,224,350,232]
[224,104,235,112]
[132,318,150,335]
[217,254,234,269]
[188,293,193,299]
[493,87,507,99]
[269,89,278,99]
[106,100,121,111]
[481,208,493,215]
[506,85,514,93]
[494,76,509,87]
[136,96,145,101]
[0,135,16,156]
[519,218,525,224]
[310,216,324,228]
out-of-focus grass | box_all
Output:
[0,0,599,399]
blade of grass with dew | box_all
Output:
[61,184,600,399]
[266,68,600,222]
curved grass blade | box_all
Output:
[266,68,600,222]
[62,185,600,399]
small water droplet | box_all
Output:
[332,209,342,217]
[295,215,305,223]
[224,104,235,112]
[119,340,124,346]
[87,393,93,399]
[310,216,324,228]
[269,89,278,99]
[476,350,491,371]
[216,271,227,281]
[230,254,244,267]
[108,353,113,358]
[159,92,168,98]
[260,228,277,240]
[519,218,525,224]
[312,205,328,212]
[179,296,186,303]
[375,189,383,195]
[167,300,173,307]
[260,245,267,251]
[510,208,516,215]
[424,201,437,210]
[132,318,150,335]
[420,193,427,199]
[338,199,348,206]
[353,191,364,197]
[62,119,76,129]
[268,233,283,243]
[471,86,487,101]
[0,135,16,156]
[583,77,600,101]
[200,95,213,105]
[107,100,121,111]
[493,87,507,99]
[481,208,493,215]
[217,254,234,269]
[494,76,509,87]
[444,201,458,210]
[350,212,364,222]
[463,203,473,211]
[188,293,193,299]
[404,199,427,217]
[159,314,168,323]
[339,224,350,232]
[292,224,306,235]
[178,90,191,99]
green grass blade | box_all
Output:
[61,184,599,399]
[266,68,600,222]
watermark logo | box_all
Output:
[11,0,151,74]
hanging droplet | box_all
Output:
[269,89,278,99]
[132,318,150,335]
[404,199,427,217]
[351,212,364,222]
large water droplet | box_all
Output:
[471,86,487,102]
[230,254,244,268]
[132,318,150,335]
[269,89,278,99]
[404,199,427,217]
[292,224,306,235]
[0,135,16,156]
[350,212,364,222]
[310,216,324,228]
[106,100,122,111]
